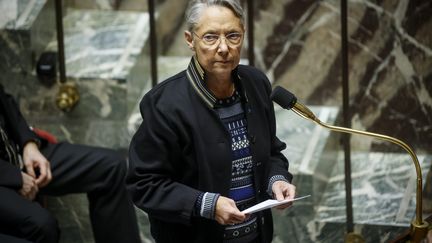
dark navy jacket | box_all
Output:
[127,64,292,243]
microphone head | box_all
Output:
[270,86,297,110]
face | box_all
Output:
[185,6,244,80]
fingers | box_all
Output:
[275,201,292,210]
[35,161,47,185]
[25,156,51,187]
[35,159,52,187]
[45,166,53,187]
[275,190,285,201]
[224,213,245,225]
[215,196,246,225]
[287,184,296,200]
[26,186,38,200]
[24,162,36,178]
[19,172,39,200]
[272,182,286,201]
[272,181,297,210]
[23,142,52,187]
[273,181,296,201]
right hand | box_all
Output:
[19,172,39,200]
[214,196,246,225]
[23,141,52,188]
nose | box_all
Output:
[217,37,229,52]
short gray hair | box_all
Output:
[185,0,245,32]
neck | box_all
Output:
[207,76,235,99]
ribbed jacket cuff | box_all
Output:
[200,192,220,220]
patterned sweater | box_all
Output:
[195,91,259,242]
[215,91,258,242]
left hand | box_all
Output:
[272,181,296,209]
[214,196,246,225]
[23,141,52,188]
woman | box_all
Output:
[127,0,296,242]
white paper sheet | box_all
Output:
[242,195,311,214]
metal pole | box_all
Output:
[54,0,66,83]
[247,0,255,66]
[148,0,158,87]
[340,0,354,234]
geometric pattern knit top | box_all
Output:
[214,91,259,243]
[186,56,289,242]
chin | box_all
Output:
[216,63,235,70]
[212,67,233,75]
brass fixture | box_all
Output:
[271,86,429,242]
[345,232,365,243]
[290,99,429,243]
[56,82,79,112]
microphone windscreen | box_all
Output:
[270,86,297,109]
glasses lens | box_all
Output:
[202,34,219,45]
[196,32,242,47]
[226,33,242,44]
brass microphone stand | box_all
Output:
[54,0,79,112]
[291,101,429,242]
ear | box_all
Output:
[184,31,194,51]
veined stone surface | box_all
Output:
[0,0,430,242]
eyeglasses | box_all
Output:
[193,32,243,48]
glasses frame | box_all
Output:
[192,31,243,48]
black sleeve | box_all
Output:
[0,158,22,188]
[0,85,34,189]
[126,90,201,226]
[0,85,40,152]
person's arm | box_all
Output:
[127,93,202,226]
[0,158,39,200]
[0,86,41,151]
[0,86,49,187]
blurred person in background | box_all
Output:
[0,83,141,243]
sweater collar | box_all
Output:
[186,56,246,108]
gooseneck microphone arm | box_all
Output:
[270,86,429,242]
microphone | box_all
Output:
[270,86,297,109]
[271,86,429,242]
[270,86,318,122]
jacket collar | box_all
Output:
[186,56,247,109]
